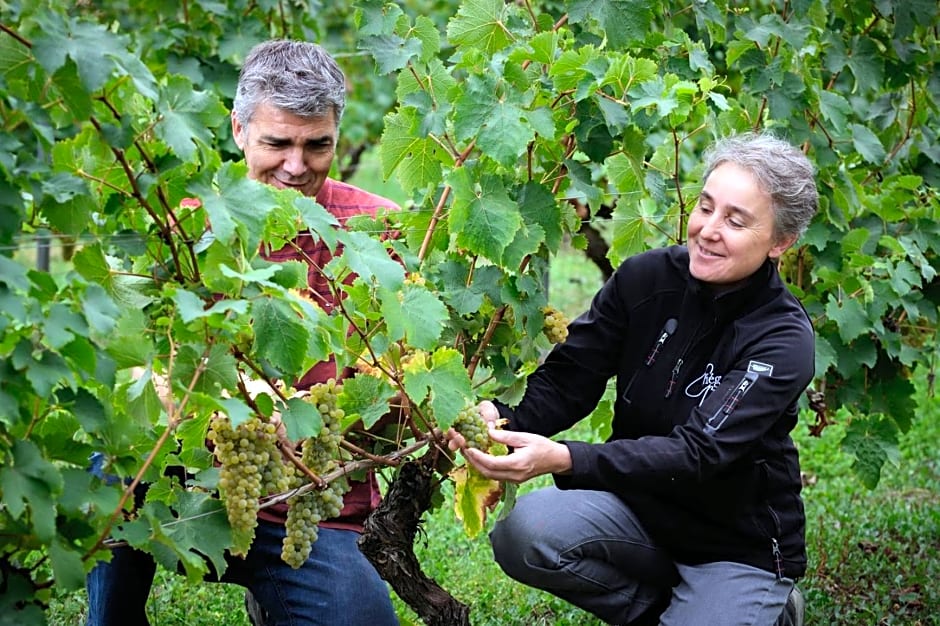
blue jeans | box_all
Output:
[86,520,398,626]
[491,487,792,625]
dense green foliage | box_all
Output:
[1,0,938,623]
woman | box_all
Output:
[452,132,817,625]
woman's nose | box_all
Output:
[699,213,722,239]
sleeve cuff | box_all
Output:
[553,440,594,490]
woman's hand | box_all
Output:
[461,428,573,484]
[446,400,500,450]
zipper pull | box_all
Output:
[646,318,678,366]
[771,538,784,579]
[664,358,683,398]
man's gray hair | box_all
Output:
[233,40,346,129]
[702,132,819,240]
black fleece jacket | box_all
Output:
[495,245,813,579]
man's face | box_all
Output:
[231,102,337,198]
[687,162,794,287]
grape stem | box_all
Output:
[259,437,430,509]
[340,439,400,466]
[276,433,327,489]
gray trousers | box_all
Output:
[490,487,793,625]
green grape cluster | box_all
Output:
[282,489,322,569]
[542,305,570,344]
[281,379,351,568]
[453,403,490,451]
[209,416,284,556]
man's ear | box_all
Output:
[231,111,245,151]
[769,234,798,260]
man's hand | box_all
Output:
[460,428,573,484]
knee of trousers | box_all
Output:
[490,516,556,585]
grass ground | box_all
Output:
[46,240,939,625]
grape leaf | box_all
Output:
[339,375,396,430]
[414,15,443,62]
[51,57,93,119]
[518,182,563,252]
[849,123,886,164]
[105,309,153,368]
[11,339,75,398]
[610,198,656,266]
[156,75,227,161]
[31,14,127,91]
[354,0,403,37]
[49,539,85,591]
[478,100,534,166]
[252,298,310,376]
[359,34,424,74]
[217,397,253,428]
[846,37,885,93]
[446,0,516,54]
[174,288,209,323]
[336,230,405,291]
[173,343,238,396]
[139,492,231,581]
[381,284,448,351]
[841,414,899,489]
[819,90,852,133]
[281,396,322,442]
[190,162,279,251]
[453,77,533,165]
[395,56,456,104]
[0,440,62,542]
[448,170,521,262]
[380,107,452,193]
[825,295,870,343]
[402,348,473,430]
[56,387,107,435]
[294,195,339,252]
[451,464,502,538]
[568,0,655,49]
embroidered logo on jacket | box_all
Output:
[685,363,722,406]
[747,360,774,376]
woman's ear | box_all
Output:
[769,234,798,260]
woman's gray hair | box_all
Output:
[233,40,346,129]
[702,132,818,240]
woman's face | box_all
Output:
[231,102,337,198]
[687,162,794,287]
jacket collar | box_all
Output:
[682,252,777,321]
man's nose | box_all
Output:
[282,147,306,176]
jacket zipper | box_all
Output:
[622,318,678,406]
[664,358,684,398]
[704,371,759,435]
[771,538,784,580]
[663,312,716,398]
[767,503,784,579]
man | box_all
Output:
[86,40,400,626]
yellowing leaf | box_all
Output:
[451,464,502,538]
